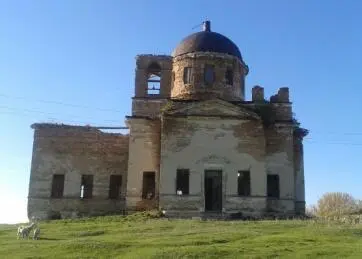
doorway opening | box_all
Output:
[204,170,222,212]
[142,171,156,199]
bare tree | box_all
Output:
[305,204,318,217]
[315,192,358,218]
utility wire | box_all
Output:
[304,140,362,146]
[0,110,125,127]
[0,93,124,113]
[2,111,362,146]
[308,131,362,136]
[2,109,362,143]
[2,93,362,143]
[0,105,123,124]
[3,93,362,135]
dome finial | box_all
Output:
[203,20,211,32]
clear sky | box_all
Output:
[1,0,362,224]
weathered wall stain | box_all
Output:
[28,25,308,219]
[28,124,129,219]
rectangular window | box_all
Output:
[225,68,233,85]
[204,65,214,84]
[142,171,155,199]
[80,175,93,199]
[183,67,192,84]
[237,171,250,196]
[176,169,190,195]
[51,174,65,198]
[267,174,280,198]
[109,175,122,199]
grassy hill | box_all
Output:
[1,212,362,259]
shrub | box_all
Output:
[314,192,359,218]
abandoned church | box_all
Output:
[27,21,308,220]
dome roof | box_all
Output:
[172,21,242,60]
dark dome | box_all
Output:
[172,21,242,60]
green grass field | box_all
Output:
[1,213,362,259]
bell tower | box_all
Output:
[134,55,172,98]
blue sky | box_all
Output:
[1,0,362,223]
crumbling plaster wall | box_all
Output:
[159,115,267,216]
[248,86,299,215]
[132,98,168,118]
[125,118,160,211]
[28,124,129,220]
[294,134,306,214]
[264,125,296,214]
[171,52,246,101]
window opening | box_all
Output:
[147,62,161,95]
[142,171,155,199]
[109,175,122,199]
[80,175,93,199]
[237,171,250,196]
[183,67,192,84]
[204,65,214,85]
[267,174,280,198]
[147,73,161,95]
[176,169,190,195]
[51,174,65,198]
[225,68,233,85]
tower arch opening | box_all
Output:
[147,62,161,95]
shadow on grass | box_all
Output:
[39,237,62,241]
[74,230,106,237]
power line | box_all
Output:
[1,94,362,143]
[309,131,362,136]
[0,93,124,113]
[304,139,362,146]
[2,110,362,146]
[3,93,362,136]
[0,105,123,124]
[0,110,125,127]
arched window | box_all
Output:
[147,63,161,95]
[204,65,214,85]
[183,67,192,84]
[225,68,233,85]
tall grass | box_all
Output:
[1,212,362,258]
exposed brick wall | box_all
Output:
[125,118,161,211]
[264,124,296,213]
[252,86,265,102]
[271,103,293,121]
[134,55,172,98]
[131,98,168,118]
[28,124,129,219]
[26,44,309,219]
[171,52,246,100]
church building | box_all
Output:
[27,21,308,220]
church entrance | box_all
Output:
[204,170,222,212]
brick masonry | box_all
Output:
[28,124,129,219]
[171,52,247,101]
[28,49,307,219]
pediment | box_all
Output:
[165,99,260,120]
